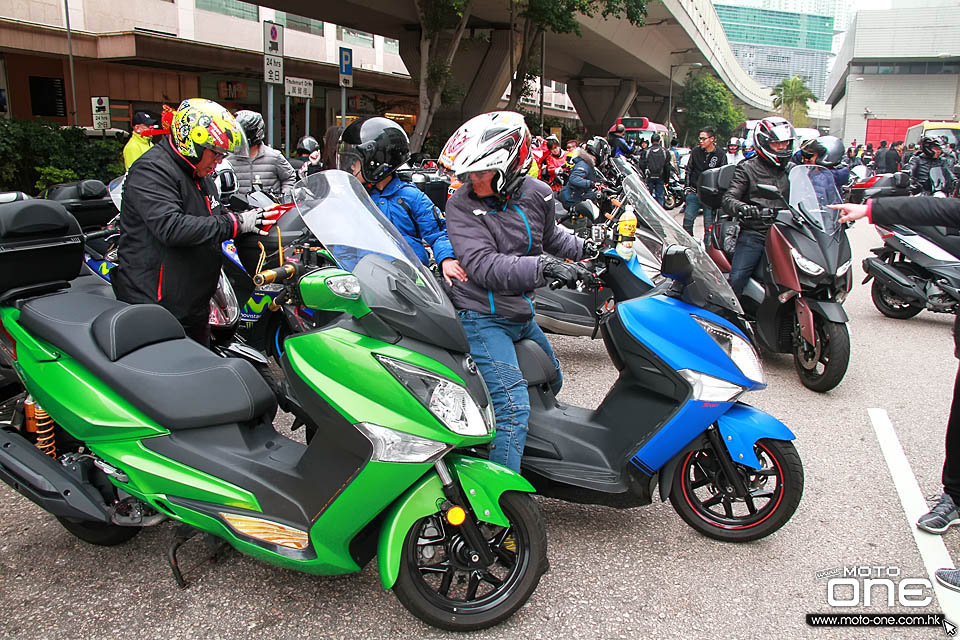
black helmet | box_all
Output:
[754,116,795,168]
[585,136,610,166]
[296,135,320,155]
[920,135,943,158]
[338,117,410,186]
[234,110,265,146]
[801,135,844,168]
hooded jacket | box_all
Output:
[445,177,583,321]
[559,152,599,207]
[112,137,244,328]
[368,175,454,266]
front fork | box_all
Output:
[434,459,496,567]
[706,425,751,499]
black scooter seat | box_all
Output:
[517,339,558,386]
[19,292,275,430]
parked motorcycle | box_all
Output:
[0,173,547,631]
[700,163,853,393]
[845,169,910,204]
[863,168,960,319]
[521,166,803,542]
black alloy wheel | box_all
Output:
[794,318,849,392]
[669,438,803,543]
[393,492,547,631]
[870,261,924,319]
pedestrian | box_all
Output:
[539,135,567,192]
[231,110,297,197]
[875,140,891,173]
[902,142,916,166]
[645,133,668,206]
[123,111,158,170]
[683,126,726,240]
[830,195,960,593]
[608,124,633,157]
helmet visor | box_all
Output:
[337,144,364,178]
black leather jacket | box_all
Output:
[908,155,954,193]
[722,156,790,233]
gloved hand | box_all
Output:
[542,256,584,289]
[684,185,697,196]
[581,239,600,259]
[237,208,279,236]
[738,204,760,220]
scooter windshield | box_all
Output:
[613,158,742,315]
[788,165,842,233]
[293,171,468,351]
[108,175,124,212]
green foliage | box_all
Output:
[0,118,125,193]
[679,72,745,143]
[518,108,580,142]
[519,0,647,36]
[772,76,817,128]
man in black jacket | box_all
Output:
[722,117,794,295]
[908,135,955,194]
[832,195,960,593]
[112,98,273,346]
[683,126,726,239]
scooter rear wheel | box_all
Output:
[393,491,547,631]
[669,438,803,543]
[870,277,923,319]
[56,517,141,546]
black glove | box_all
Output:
[738,204,760,220]
[582,240,600,259]
[541,256,583,289]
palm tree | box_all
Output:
[772,76,817,128]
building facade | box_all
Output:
[825,5,960,146]
[714,2,835,100]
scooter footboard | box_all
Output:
[716,403,796,469]
[377,455,535,589]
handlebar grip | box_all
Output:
[253,262,297,286]
[84,228,118,241]
[549,279,565,290]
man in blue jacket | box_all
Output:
[338,117,466,286]
[559,137,609,210]
[440,111,592,472]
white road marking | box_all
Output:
[869,407,960,623]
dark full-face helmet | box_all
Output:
[338,117,410,186]
[296,135,320,156]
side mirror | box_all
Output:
[574,199,600,222]
[893,172,910,189]
[660,244,694,282]
[298,267,372,318]
[229,193,251,211]
[757,183,781,198]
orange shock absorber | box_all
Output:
[33,404,56,459]
[24,397,37,432]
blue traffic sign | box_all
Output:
[339,48,353,76]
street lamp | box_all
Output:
[668,62,702,137]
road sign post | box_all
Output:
[284,77,314,156]
[339,47,353,128]
[263,21,284,146]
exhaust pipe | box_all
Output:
[0,429,110,522]
[862,257,926,305]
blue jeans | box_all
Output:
[648,179,665,206]
[728,229,766,294]
[459,310,563,472]
[682,193,713,240]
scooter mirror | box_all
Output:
[893,172,910,189]
[229,193,251,211]
[660,244,694,282]
[757,183,781,199]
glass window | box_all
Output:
[850,65,862,73]
[943,62,958,74]
[928,62,943,73]
[284,13,324,36]
[909,63,926,74]
[337,26,374,48]
[195,0,258,21]
[384,38,399,54]
[553,81,566,94]
[893,65,908,74]
[878,65,894,74]
[862,65,878,74]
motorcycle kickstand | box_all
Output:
[166,524,232,589]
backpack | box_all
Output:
[646,146,667,179]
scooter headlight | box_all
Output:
[692,316,765,385]
[376,356,492,437]
[836,260,852,277]
[791,248,825,276]
[355,423,450,463]
[678,369,746,402]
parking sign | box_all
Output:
[339,47,353,88]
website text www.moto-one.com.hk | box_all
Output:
[806,613,945,628]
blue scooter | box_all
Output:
[519,160,802,542]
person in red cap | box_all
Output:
[123,111,158,170]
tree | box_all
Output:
[678,72,744,144]
[772,76,817,128]
[504,0,648,112]
[409,0,473,153]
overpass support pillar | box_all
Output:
[568,78,637,137]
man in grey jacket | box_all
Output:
[231,110,297,197]
[440,111,592,472]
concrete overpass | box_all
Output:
[258,0,777,135]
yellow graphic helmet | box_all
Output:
[171,98,247,162]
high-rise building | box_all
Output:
[714,3,835,99]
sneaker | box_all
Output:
[936,568,960,592]
[917,493,960,534]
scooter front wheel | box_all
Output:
[669,438,803,542]
[794,319,849,392]
[393,491,547,631]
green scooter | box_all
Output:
[0,171,546,631]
